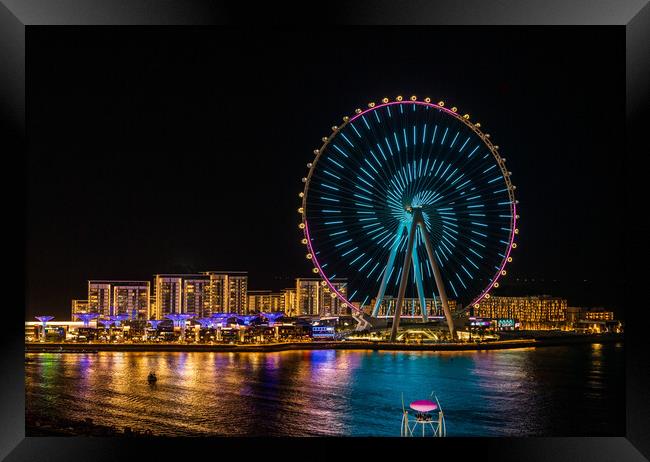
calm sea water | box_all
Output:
[25,343,624,436]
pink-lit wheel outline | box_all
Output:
[301,99,517,313]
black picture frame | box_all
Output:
[2,1,648,460]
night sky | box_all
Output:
[26,27,625,321]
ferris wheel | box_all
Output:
[298,96,518,340]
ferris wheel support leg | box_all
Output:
[411,241,429,322]
[390,217,418,342]
[416,218,456,340]
[372,226,405,317]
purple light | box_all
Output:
[195,318,214,329]
[99,319,113,328]
[148,320,163,330]
[165,313,193,328]
[261,312,284,325]
[35,315,54,325]
[74,312,99,328]
[236,315,259,326]
[35,316,55,340]
[109,314,130,327]
[211,313,235,327]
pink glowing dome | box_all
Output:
[410,400,438,412]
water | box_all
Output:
[25,343,625,436]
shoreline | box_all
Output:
[26,411,155,437]
[25,333,623,353]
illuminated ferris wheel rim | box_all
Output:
[300,97,518,313]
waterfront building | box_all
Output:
[282,288,297,316]
[88,281,112,318]
[88,280,150,319]
[154,274,214,318]
[203,271,248,314]
[321,280,349,316]
[182,275,212,317]
[473,295,567,330]
[269,292,284,311]
[25,321,87,342]
[248,290,272,312]
[296,279,320,316]
[70,299,89,320]
[153,275,183,319]
[573,307,618,333]
[227,273,248,313]
[296,278,349,316]
[112,281,150,319]
[583,308,614,321]
[149,295,157,319]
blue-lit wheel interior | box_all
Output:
[302,100,516,312]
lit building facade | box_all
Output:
[88,281,112,318]
[112,282,150,319]
[153,275,183,319]
[583,308,614,321]
[149,295,157,319]
[71,299,89,320]
[204,271,248,314]
[282,288,297,316]
[296,279,320,316]
[296,278,349,316]
[473,295,567,330]
[320,280,349,316]
[269,292,284,312]
[182,275,212,317]
[248,290,272,312]
[88,280,150,319]
[154,274,215,318]
[227,273,248,313]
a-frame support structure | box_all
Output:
[370,207,456,342]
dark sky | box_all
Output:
[26,27,625,321]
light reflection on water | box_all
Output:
[25,343,624,436]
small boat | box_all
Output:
[147,372,157,383]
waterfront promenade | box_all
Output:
[25,333,623,353]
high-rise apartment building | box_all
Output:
[88,280,150,319]
[203,271,248,314]
[88,281,112,318]
[320,281,349,316]
[154,274,217,319]
[182,275,212,317]
[112,282,150,319]
[282,288,297,316]
[149,295,157,319]
[154,272,249,318]
[248,290,272,312]
[295,278,349,316]
[296,279,320,316]
[153,275,183,319]
[269,292,284,312]
[227,273,248,313]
